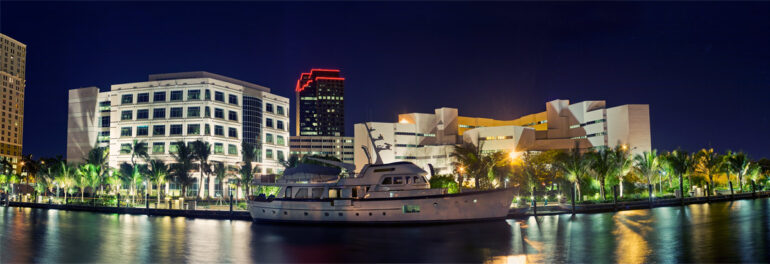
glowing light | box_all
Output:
[399,119,410,124]
[458,166,465,173]
[508,151,521,161]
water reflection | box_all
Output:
[2,199,770,263]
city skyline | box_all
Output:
[1,2,769,159]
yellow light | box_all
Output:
[399,119,410,124]
[508,151,520,160]
[458,166,465,173]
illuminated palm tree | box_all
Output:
[84,147,109,196]
[695,148,723,195]
[191,140,212,198]
[130,140,149,167]
[557,143,588,201]
[610,145,633,198]
[213,161,227,200]
[662,149,692,199]
[634,150,660,193]
[588,147,613,200]
[146,159,168,205]
[725,151,751,192]
[450,142,488,188]
[170,141,197,197]
[56,162,76,203]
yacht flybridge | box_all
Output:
[247,160,516,223]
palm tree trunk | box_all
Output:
[619,177,624,198]
[81,187,84,202]
[738,173,743,192]
[599,178,605,201]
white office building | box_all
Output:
[67,72,290,198]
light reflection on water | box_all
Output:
[2,198,770,263]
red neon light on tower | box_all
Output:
[295,68,345,136]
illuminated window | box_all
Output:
[187,124,200,135]
[121,94,133,104]
[266,149,273,159]
[214,143,224,154]
[265,133,273,143]
[228,144,237,155]
[120,127,132,137]
[276,135,284,146]
[121,110,132,120]
[120,144,131,154]
[152,142,165,154]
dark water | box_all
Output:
[2,199,770,263]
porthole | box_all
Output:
[338,212,343,216]
[325,212,329,216]
[304,212,308,216]
[382,212,386,216]
[356,213,359,216]
[262,209,265,213]
[284,211,287,215]
[272,210,276,214]
[369,212,372,216]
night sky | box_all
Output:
[1,2,769,159]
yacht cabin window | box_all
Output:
[382,177,392,185]
[285,187,292,198]
[295,188,308,199]
[393,177,404,185]
[311,188,324,199]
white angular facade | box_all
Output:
[67,72,290,198]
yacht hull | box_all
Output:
[248,188,515,224]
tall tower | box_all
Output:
[295,69,345,136]
[0,34,26,168]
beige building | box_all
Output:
[0,33,26,169]
[290,135,354,163]
[355,99,651,176]
[67,72,290,198]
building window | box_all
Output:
[214,108,224,119]
[214,143,224,154]
[228,127,237,138]
[170,91,183,101]
[265,133,273,144]
[204,124,210,135]
[152,142,165,154]
[187,107,200,118]
[277,135,284,146]
[135,125,148,136]
[266,118,273,128]
[121,110,132,120]
[100,116,110,128]
[205,107,211,117]
[136,109,149,120]
[153,92,166,102]
[228,111,237,121]
[120,144,131,154]
[266,149,273,159]
[170,107,183,118]
[229,94,238,105]
[277,106,284,115]
[137,93,149,103]
[153,125,165,136]
[187,124,200,135]
[153,108,166,119]
[99,101,111,112]
[277,150,285,162]
[170,124,183,135]
[121,94,133,104]
[277,120,284,130]
[215,91,224,102]
[228,144,237,155]
[121,127,132,137]
[214,125,224,136]
[266,103,273,113]
[205,89,211,100]
[188,90,201,100]
[169,142,180,153]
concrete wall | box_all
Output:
[67,87,100,162]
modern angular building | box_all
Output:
[354,99,651,176]
[67,72,290,197]
[0,34,26,170]
[291,69,353,163]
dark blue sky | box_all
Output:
[1,1,769,159]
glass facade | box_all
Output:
[242,96,263,162]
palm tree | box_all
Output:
[239,162,259,197]
[84,147,109,196]
[557,143,588,201]
[588,147,614,200]
[56,162,76,203]
[725,151,751,192]
[21,154,40,188]
[634,150,660,194]
[146,159,169,205]
[695,148,723,195]
[662,149,692,199]
[130,140,149,167]
[76,163,99,202]
[450,142,487,188]
[213,161,227,200]
[746,163,762,192]
[170,141,197,197]
[610,145,633,198]
[191,140,212,198]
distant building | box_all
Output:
[67,72,290,198]
[295,69,345,137]
[290,136,354,163]
[0,33,26,170]
[290,69,352,163]
[355,99,651,176]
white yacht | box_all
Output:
[247,159,516,224]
